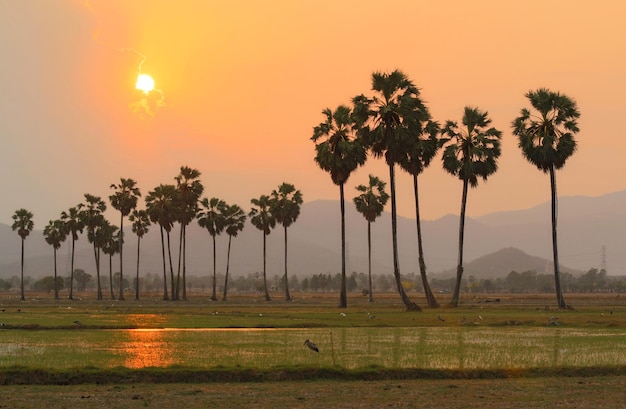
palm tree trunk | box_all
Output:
[119,214,125,301]
[135,235,141,300]
[451,180,469,307]
[263,232,271,301]
[20,238,25,301]
[211,235,218,301]
[53,248,59,300]
[367,221,373,303]
[94,243,102,300]
[167,231,175,300]
[389,164,420,311]
[339,183,347,308]
[109,253,115,300]
[175,224,183,300]
[182,224,188,301]
[69,238,75,300]
[413,175,439,308]
[550,166,567,309]
[222,235,232,301]
[159,227,169,301]
[284,226,291,301]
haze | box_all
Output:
[1,0,624,226]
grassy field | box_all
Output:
[1,291,625,407]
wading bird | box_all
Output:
[304,339,319,352]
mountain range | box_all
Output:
[1,189,625,280]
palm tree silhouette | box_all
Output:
[270,183,303,301]
[11,208,34,301]
[129,209,150,300]
[222,204,246,301]
[353,175,389,302]
[81,194,107,300]
[352,69,427,311]
[43,219,68,299]
[109,178,141,301]
[249,194,276,301]
[60,206,84,300]
[512,88,580,309]
[442,106,502,306]
[100,220,120,300]
[197,197,227,301]
[312,104,367,308]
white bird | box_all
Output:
[340,312,347,317]
[304,339,319,352]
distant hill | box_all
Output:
[1,189,625,280]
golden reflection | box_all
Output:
[123,329,175,369]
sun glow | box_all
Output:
[135,73,155,94]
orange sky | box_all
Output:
[1,0,625,226]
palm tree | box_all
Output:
[249,195,276,301]
[441,106,502,306]
[145,184,178,301]
[11,208,34,301]
[270,182,303,301]
[512,88,580,309]
[352,69,428,311]
[81,194,107,300]
[109,178,141,301]
[312,104,367,308]
[353,175,389,302]
[399,120,441,307]
[60,206,84,300]
[221,204,246,301]
[174,166,204,300]
[129,209,150,300]
[43,219,68,299]
[100,221,120,300]
[197,197,227,301]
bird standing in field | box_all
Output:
[304,339,319,352]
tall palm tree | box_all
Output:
[60,206,84,300]
[145,184,178,301]
[441,106,502,306]
[197,197,227,301]
[353,175,389,302]
[81,194,107,300]
[100,221,120,300]
[11,208,34,301]
[174,166,204,300]
[399,120,441,307]
[352,69,428,311]
[109,178,141,301]
[129,209,150,300]
[249,195,276,301]
[43,219,68,299]
[312,104,367,308]
[221,204,246,301]
[512,88,580,309]
[270,182,303,301]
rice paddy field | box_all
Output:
[1,291,626,408]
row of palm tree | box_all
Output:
[312,70,580,310]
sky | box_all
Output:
[1,0,625,227]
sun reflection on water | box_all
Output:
[122,329,175,368]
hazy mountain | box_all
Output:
[1,189,625,280]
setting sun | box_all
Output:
[135,73,155,94]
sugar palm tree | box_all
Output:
[249,194,276,301]
[11,208,34,301]
[43,219,68,299]
[352,69,428,311]
[145,184,178,301]
[399,120,441,307]
[512,88,580,309]
[99,220,119,300]
[197,197,228,301]
[60,206,84,300]
[81,194,107,300]
[353,175,389,302]
[312,104,367,308]
[441,106,502,306]
[221,204,246,301]
[270,182,303,301]
[129,209,150,300]
[174,166,204,300]
[109,178,141,301]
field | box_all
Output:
[1,291,626,407]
